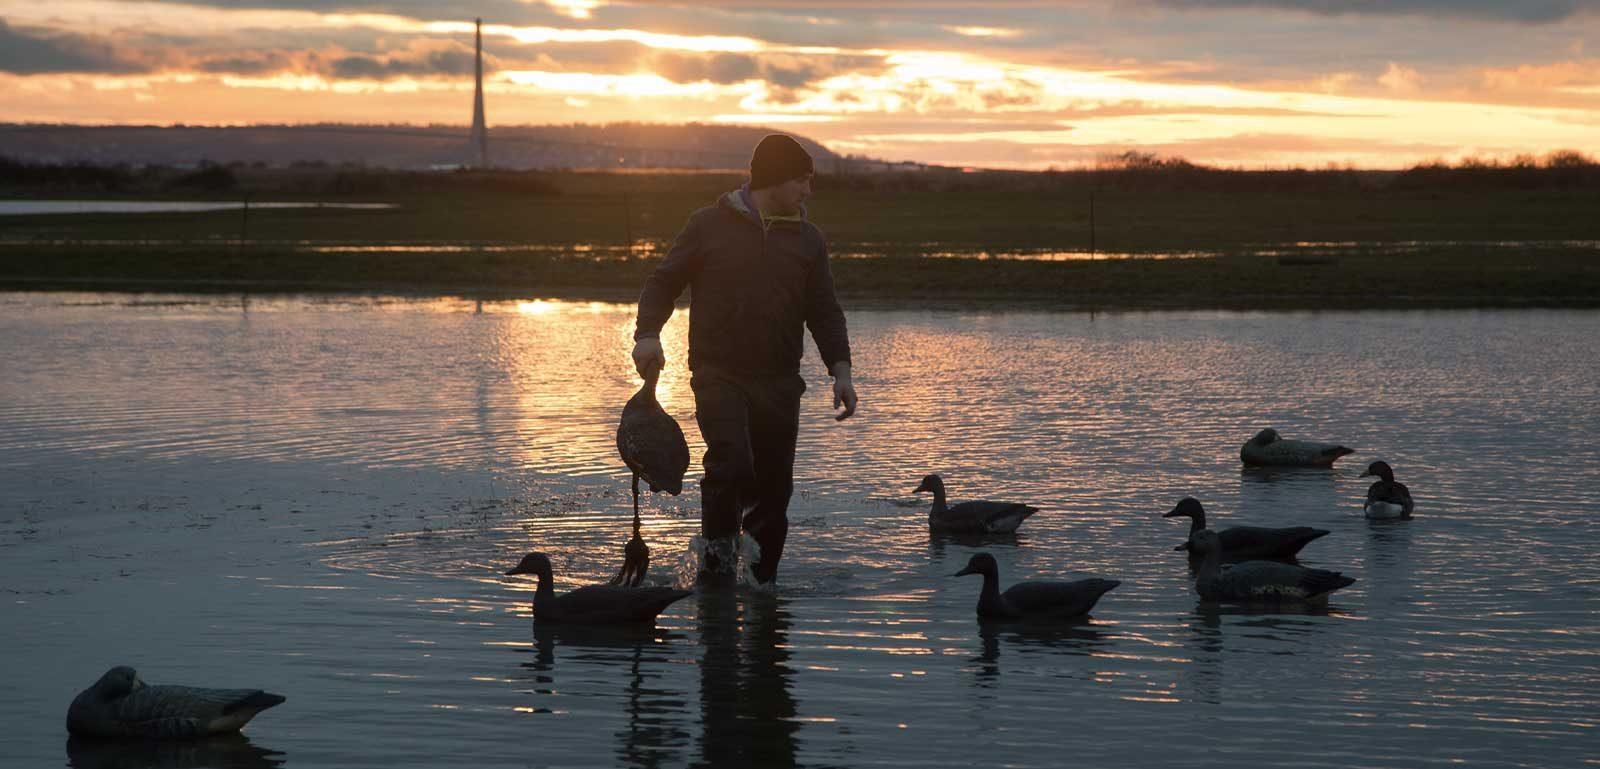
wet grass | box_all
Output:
[3,171,1599,307]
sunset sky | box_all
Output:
[4,0,1600,169]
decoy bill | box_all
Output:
[953,552,1119,620]
[506,551,693,624]
[1240,428,1354,467]
[1187,529,1356,604]
[1164,497,1330,561]
[613,360,689,586]
[66,666,285,738]
[914,474,1037,534]
[1361,460,1415,519]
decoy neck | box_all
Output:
[1188,529,1225,581]
[1163,497,1208,537]
[1361,461,1395,482]
[954,552,1003,606]
[1249,428,1280,446]
[914,473,948,514]
[506,552,556,603]
[89,666,141,700]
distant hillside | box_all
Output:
[0,123,847,171]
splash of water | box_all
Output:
[675,534,763,589]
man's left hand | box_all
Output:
[831,363,857,421]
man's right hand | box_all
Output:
[632,337,665,378]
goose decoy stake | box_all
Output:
[506,551,693,624]
[1240,428,1354,467]
[914,474,1037,534]
[1164,497,1330,561]
[1188,529,1355,604]
[953,552,1119,620]
[613,361,689,586]
[67,666,285,738]
[1361,461,1415,519]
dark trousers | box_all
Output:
[691,368,805,584]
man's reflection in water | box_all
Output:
[696,591,799,769]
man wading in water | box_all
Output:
[632,134,857,585]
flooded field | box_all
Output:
[2,293,1596,767]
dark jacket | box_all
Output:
[635,189,851,377]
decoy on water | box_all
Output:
[1361,461,1415,519]
[1164,497,1330,561]
[1240,428,1354,467]
[67,666,285,738]
[914,474,1037,534]
[953,553,1120,620]
[506,552,693,624]
[613,362,689,586]
[1187,529,1356,604]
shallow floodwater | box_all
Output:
[1,294,1596,768]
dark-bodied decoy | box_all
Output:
[914,474,1036,534]
[953,552,1119,619]
[67,666,285,738]
[613,362,689,586]
[1361,461,1415,519]
[505,552,693,624]
[1240,428,1354,467]
[1188,529,1355,604]
[1164,497,1330,561]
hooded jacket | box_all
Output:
[635,188,851,377]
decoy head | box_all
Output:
[91,666,142,699]
[913,474,944,495]
[1249,428,1280,446]
[953,552,999,578]
[1361,461,1395,481]
[1188,529,1222,555]
[505,552,554,578]
[1163,497,1205,519]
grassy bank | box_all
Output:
[3,167,1599,306]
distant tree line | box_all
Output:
[0,156,561,197]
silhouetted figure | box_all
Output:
[633,134,857,585]
[614,362,689,586]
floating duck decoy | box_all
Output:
[953,552,1119,619]
[1188,529,1355,604]
[613,361,689,586]
[67,666,286,739]
[1240,428,1354,467]
[1361,461,1415,519]
[1164,497,1330,561]
[506,552,693,624]
[914,474,1037,534]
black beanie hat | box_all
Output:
[749,134,814,190]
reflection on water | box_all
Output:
[66,735,285,769]
[4,294,1599,768]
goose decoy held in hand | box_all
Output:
[67,666,285,738]
[1164,497,1330,561]
[914,474,1037,534]
[1240,428,1354,467]
[506,552,693,624]
[1188,529,1355,604]
[613,362,689,586]
[1361,461,1415,519]
[953,552,1119,619]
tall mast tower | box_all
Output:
[469,18,489,168]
